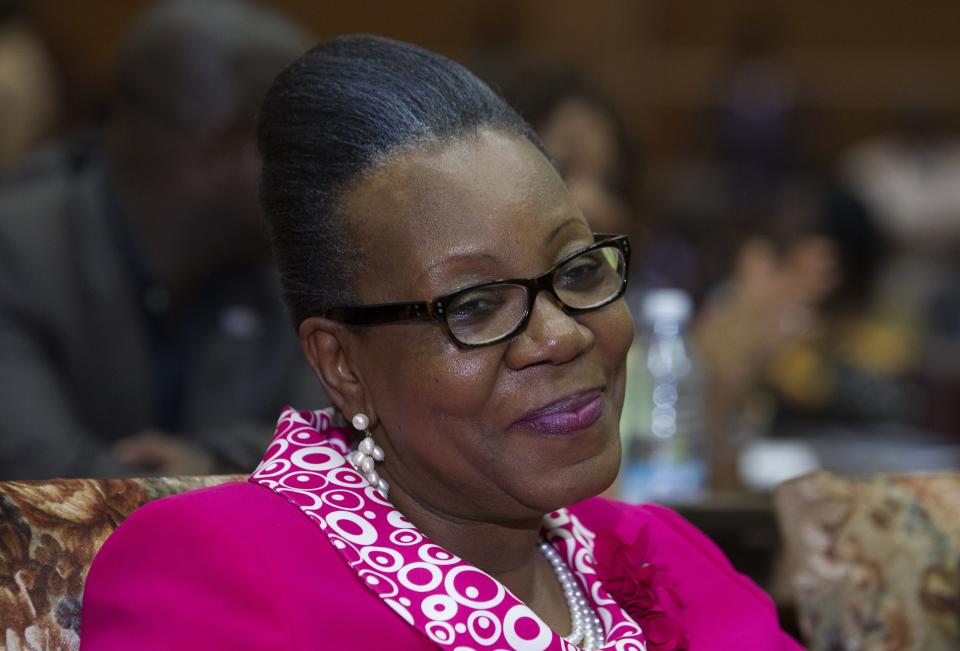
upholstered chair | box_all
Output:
[775,471,960,651]
[1,475,243,651]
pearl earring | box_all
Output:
[347,412,388,497]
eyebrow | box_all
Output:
[426,216,587,278]
[546,216,585,244]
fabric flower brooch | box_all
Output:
[594,527,688,651]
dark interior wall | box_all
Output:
[29,0,960,169]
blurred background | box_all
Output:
[18,1,960,180]
[3,0,960,638]
[6,0,955,475]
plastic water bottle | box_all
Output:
[619,288,708,503]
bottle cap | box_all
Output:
[641,288,692,324]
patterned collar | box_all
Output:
[250,407,649,650]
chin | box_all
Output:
[525,433,622,512]
[576,440,622,499]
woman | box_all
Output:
[503,68,637,237]
[79,36,802,650]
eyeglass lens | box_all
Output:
[445,245,626,346]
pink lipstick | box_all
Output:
[513,389,604,434]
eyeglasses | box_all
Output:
[324,234,630,349]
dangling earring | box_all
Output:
[348,413,388,497]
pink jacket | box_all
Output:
[80,408,803,650]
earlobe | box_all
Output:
[299,317,370,422]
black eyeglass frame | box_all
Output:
[324,233,631,349]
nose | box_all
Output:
[504,292,594,369]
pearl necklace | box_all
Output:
[539,540,605,650]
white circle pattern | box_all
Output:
[360,546,405,573]
[290,446,341,471]
[321,489,364,511]
[467,610,503,645]
[250,407,649,650]
[398,562,443,593]
[358,569,399,598]
[503,604,553,651]
[426,621,457,645]
[419,543,460,565]
[445,566,507,609]
[390,529,424,547]
[422,595,459,621]
[325,511,378,546]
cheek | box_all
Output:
[361,327,502,422]
[424,349,502,416]
[592,301,634,380]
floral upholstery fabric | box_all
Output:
[775,471,960,651]
[0,475,243,651]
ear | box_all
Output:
[299,317,372,425]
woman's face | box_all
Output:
[336,128,633,522]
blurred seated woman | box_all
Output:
[79,36,802,650]
[693,176,918,488]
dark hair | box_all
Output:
[117,0,308,135]
[257,35,546,327]
[750,175,888,309]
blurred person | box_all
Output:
[842,109,960,438]
[659,26,804,303]
[497,68,701,314]
[0,0,60,170]
[713,28,799,193]
[693,175,919,488]
[0,0,317,480]
[503,68,638,237]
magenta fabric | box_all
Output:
[245,407,647,650]
[79,408,803,650]
[575,499,803,650]
[80,481,437,650]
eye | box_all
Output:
[555,252,607,290]
[446,288,506,325]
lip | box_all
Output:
[512,389,605,435]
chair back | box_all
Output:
[0,475,244,651]
[775,470,960,650]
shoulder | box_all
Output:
[570,498,802,649]
[571,497,767,600]
[81,481,431,651]
[566,496,683,546]
[0,142,88,233]
[92,481,292,550]
[84,481,332,589]
[571,498,724,554]
[0,143,94,292]
[81,482,342,649]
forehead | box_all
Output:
[342,128,590,301]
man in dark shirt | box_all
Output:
[0,1,322,479]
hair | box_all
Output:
[257,35,546,327]
[748,174,888,310]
